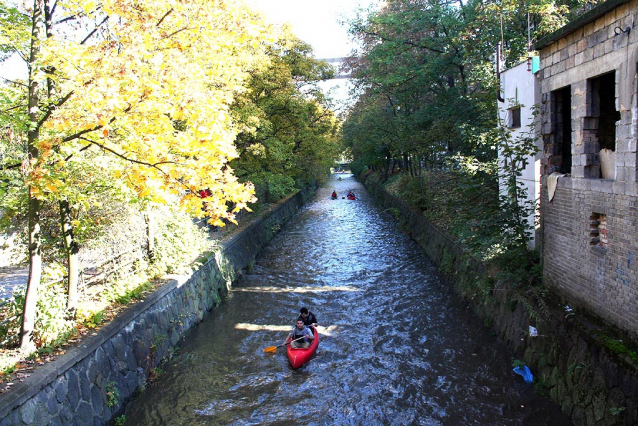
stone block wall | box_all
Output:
[538,0,638,339]
[364,177,638,426]
[0,189,312,425]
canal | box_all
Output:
[124,174,571,425]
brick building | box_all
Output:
[536,0,638,337]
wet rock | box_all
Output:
[591,388,607,421]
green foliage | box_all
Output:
[0,279,77,349]
[0,288,25,347]
[384,207,400,220]
[533,377,549,396]
[109,279,152,306]
[115,415,126,426]
[592,330,638,364]
[34,282,76,347]
[511,358,526,369]
[82,310,104,329]
[106,381,120,408]
[146,204,211,278]
[609,406,626,416]
[440,249,455,276]
[231,33,340,205]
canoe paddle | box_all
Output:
[263,336,307,354]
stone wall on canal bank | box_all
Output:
[0,189,313,426]
[363,177,638,426]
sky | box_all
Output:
[243,0,376,59]
[243,0,379,106]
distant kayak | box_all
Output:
[347,194,356,200]
[286,327,319,369]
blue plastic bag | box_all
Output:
[513,365,534,383]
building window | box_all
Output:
[590,212,608,249]
[509,107,521,128]
[585,72,619,179]
[544,86,572,175]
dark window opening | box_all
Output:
[596,73,619,152]
[509,107,521,128]
[590,212,609,249]
[586,72,619,179]
[554,86,572,174]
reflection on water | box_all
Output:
[124,174,571,426]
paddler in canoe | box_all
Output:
[288,319,315,348]
[298,307,318,330]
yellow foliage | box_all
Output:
[25,0,280,223]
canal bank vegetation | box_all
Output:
[339,0,609,323]
[0,0,339,382]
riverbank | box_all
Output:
[361,172,638,426]
[0,188,314,425]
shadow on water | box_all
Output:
[124,173,572,426]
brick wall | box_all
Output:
[539,0,638,338]
[542,178,638,337]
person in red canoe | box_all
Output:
[288,319,315,348]
[331,190,338,199]
[298,307,318,329]
[347,191,356,200]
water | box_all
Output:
[124,174,570,426]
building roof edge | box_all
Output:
[534,0,632,50]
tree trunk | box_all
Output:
[145,206,155,261]
[59,199,79,314]
[383,156,390,182]
[20,0,46,351]
[21,191,42,351]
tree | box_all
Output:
[231,31,340,202]
[0,0,273,350]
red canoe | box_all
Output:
[286,328,319,369]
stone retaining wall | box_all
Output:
[364,177,638,426]
[0,189,312,426]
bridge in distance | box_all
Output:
[319,57,350,79]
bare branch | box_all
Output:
[361,29,445,54]
[1,77,28,87]
[37,90,74,128]
[79,136,176,172]
[157,8,174,27]
[63,143,92,162]
[0,103,27,113]
[54,12,84,25]
[81,16,109,45]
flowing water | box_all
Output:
[124,174,571,426]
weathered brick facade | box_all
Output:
[537,0,638,337]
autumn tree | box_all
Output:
[0,0,274,350]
